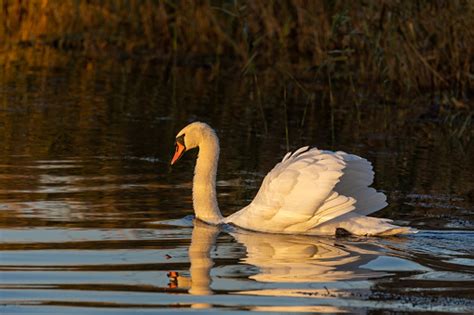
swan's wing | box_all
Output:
[225,147,357,233]
[334,152,387,216]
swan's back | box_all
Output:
[224,147,407,236]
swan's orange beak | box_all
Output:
[171,142,186,165]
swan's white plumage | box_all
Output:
[225,147,356,232]
[333,152,387,216]
[174,122,415,236]
[223,147,394,234]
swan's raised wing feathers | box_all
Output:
[225,147,358,233]
[334,152,387,216]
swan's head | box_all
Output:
[171,122,217,165]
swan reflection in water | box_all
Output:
[169,220,397,297]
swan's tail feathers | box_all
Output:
[328,215,418,236]
[373,226,418,236]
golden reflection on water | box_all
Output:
[233,231,384,283]
[176,220,390,296]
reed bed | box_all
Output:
[1,0,473,96]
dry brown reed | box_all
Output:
[0,0,473,95]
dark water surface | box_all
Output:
[0,55,473,313]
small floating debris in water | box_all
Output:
[167,271,179,289]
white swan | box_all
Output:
[171,122,415,236]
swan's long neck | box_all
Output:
[193,132,223,224]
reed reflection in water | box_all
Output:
[0,54,473,313]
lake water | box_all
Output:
[0,53,473,313]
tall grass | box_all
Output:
[0,0,473,95]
